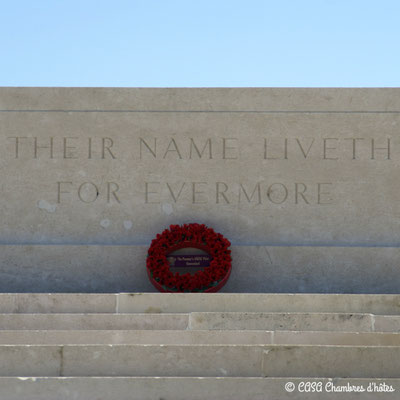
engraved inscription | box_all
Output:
[57,182,121,204]
[263,137,392,160]
[55,180,334,206]
[5,134,393,210]
[144,181,333,205]
[5,136,393,161]
[7,137,117,159]
[138,137,239,160]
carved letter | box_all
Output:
[216,182,230,204]
[295,183,310,204]
[189,138,212,159]
[78,182,99,203]
[166,182,186,203]
[371,139,391,160]
[318,183,333,204]
[88,137,93,159]
[57,182,72,203]
[266,183,288,204]
[238,183,261,204]
[145,182,160,204]
[163,139,182,159]
[296,139,314,159]
[264,138,287,160]
[7,137,27,158]
[107,182,121,203]
[323,138,338,160]
[222,138,238,159]
[140,138,157,158]
[102,137,116,159]
[63,137,78,159]
[344,138,364,160]
[192,182,207,204]
[34,137,54,159]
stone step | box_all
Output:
[0,377,398,400]
[0,330,272,345]
[0,314,188,330]
[189,312,376,331]
[0,344,399,378]
[118,293,400,315]
[0,330,400,346]
[0,293,116,314]
[190,312,400,332]
[0,312,397,332]
[0,293,399,315]
[273,331,400,346]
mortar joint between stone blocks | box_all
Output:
[59,346,64,377]
[271,330,275,345]
[116,294,120,314]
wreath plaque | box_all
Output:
[147,223,232,292]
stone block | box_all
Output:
[0,293,116,313]
[1,245,400,292]
[1,88,400,246]
[273,331,400,346]
[118,293,400,314]
[0,329,273,345]
[0,344,399,378]
[0,347,60,376]
[189,312,374,332]
[261,346,400,378]
[0,313,188,330]
[1,329,399,346]
[61,344,262,377]
[1,88,400,292]
[374,316,400,332]
[0,245,152,293]
[0,377,398,400]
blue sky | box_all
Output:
[1,0,399,87]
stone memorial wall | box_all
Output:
[0,87,399,292]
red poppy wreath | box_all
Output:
[147,223,232,292]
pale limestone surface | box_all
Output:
[0,293,399,314]
[1,88,399,246]
[0,311,385,332]
[1,88,400,292]
[0,346,61,376]
[1,329,400,346]
[0,344,399,378]
[189,312,374,332]
[0,292,399,398]
[374,316,400,332]
[0,313,188,330]
[0,330,274,345]
[0,293,116,313]
[2,377,398,400]
[117,293,400,314]
[1,245,400,292]
[273,331,400,346]
[261,346,400,378]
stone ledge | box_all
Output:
[188,312,374,332]
[0,293,399,313]
[1,246,400,293]
[118,293,400,314]
[0,344,399,378]
[0,329,400,346]
[0,377,398,400]
[2,87,400,111]
[0,313,189,330]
